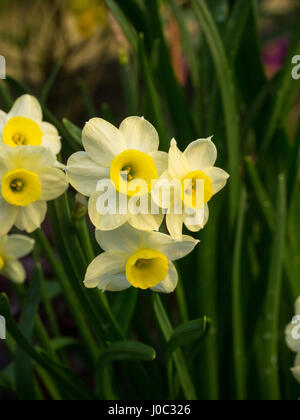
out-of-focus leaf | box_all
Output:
[63,118,82,147]
[41,61,63,104]
[15,265,41,400]
[49,337,78,352]
[104,0,138,51]
[192,0,240,228]
[166,317,210,358]
[0,293,96,400]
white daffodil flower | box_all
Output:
[285,297,300,384]
[152,138,229,240]
[0,234,34,284]
[0,146,68,235]
[0,94,61,156]
[66,116,168,232]
[84,224,199,293]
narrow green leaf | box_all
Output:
[192,0,240,228]
[99,341,156,365]
[232,188,248,400]
[166,317,210,358]
[261,174,287,400]
[15,265,41,400]
[63,118,82,147]
[0,294,96,400]
[104,0,138,51]
[153,295,197,400]
[41,61,63,104]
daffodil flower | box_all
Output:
[84,224,199,293]
[152,138,230,240]
[66,117,168,232]
[285,297,300,384]
[0,146,68,235]
[0,94,61,156]
[0,234,34,284]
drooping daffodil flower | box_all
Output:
[0,234,35,284]
[84,224,199,293]
[152,138,229,240]
[0,146,68,235]
[66,116,168,232]
[0,94,61,156]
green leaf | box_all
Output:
[191,0,240,228]
[63,118,82,147]
[15,265,41,400]
[261,29,300,152]
[0,293,96,400]
[96,341,156,399]
[260,174,287,400]
[232,188,248,400]
[99,341,156,364]
[153,295,197,400]
[166,317,210,358]
[49,337,78,352]
[104,0,138,51]
[41,61,63,104]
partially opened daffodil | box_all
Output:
[0,234,34,284]
[67,116,168,232]
[285,297,300,384]
[0,94,61,156]
[84,224,199,293]
[0,146,68,235]
[152,138,229,240]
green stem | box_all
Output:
[232,188,248,400]
[153,295,197,400]
[33,229,98,364]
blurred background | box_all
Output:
[1,0,300,401]
[0,0,299,124]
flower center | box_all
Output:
[126,249,169,290]
[0,255,4,271]
[110,150,158,197]
[182,170,213,209]
[3,116,43,148]
[1,169,42,207]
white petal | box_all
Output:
[88,190,129,231]
[3,234,35,258]
[166,213,184,240]
[184,204,209,233]
[0,197,18,236]
[10,146,56,171]
[286,323,300,353]
[1,259,26,284]
[95,223,142,253]
[66,152,109,196]
[8,95,42,121]
[38,168,68,201]
[84,250,130,291]
[203,167,230,195]
[40,122,61,155]
[184,138,217,170]
[0,110,8,131]
[142,231,199,261]
[14,201,47,233]
[149,151,168,177]
[82,118,127,167]
[295,297,300,315]
[151,261,178,293]
[119,116,159,153]
[168,139,190,179]
[291,365,300,384]
[129,212,164,232]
